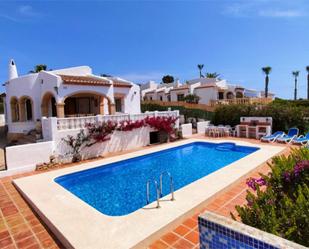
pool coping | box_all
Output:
[13,138,285,249]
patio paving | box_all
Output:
[0,137,290,249]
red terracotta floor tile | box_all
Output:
[172,238,195,249]
[184,231,199,245]
[0,237,14,248]
[148,240,169,249]
[173,225,190,237]
[16,236,37,248]
[0,138,289,249]
[182,219,197,229]
[161,232,180,245]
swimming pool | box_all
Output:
[55,142,259,216]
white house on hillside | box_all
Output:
[142,77,273,105]
[4,59,140,140]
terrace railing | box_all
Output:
[41,111,180,141]
[209,97,272,106]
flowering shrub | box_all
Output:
[86,121,118,143]
[233,148,309,246]
[62,129,92,162]
[145,116,178,139]
[62,116,179,162]
[117,119,145,132]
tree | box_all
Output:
[306,66,309,100]
[29,64,47,73]
[292,71,300,100]
[184,94,200,104]
[162,75,174,84]
[197,64,204,78]
[206,72,220,79]
[100,73,112,77]
[262,66,272,98]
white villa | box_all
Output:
[141,77,274,104]
[3,59,141,140]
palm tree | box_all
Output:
[306,66,309,99]
[29,64,47,73]
[197,64,204,78]
[262,66,272,98]
[206,72,220,79]
[292,71,300,100]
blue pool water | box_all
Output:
[55,142,259,216]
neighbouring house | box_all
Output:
[141,80,181,101]
[4,59,141,140]
[141,77,273,105]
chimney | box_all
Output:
[8,59,18,80]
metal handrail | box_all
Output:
[159,171,175,201]
[146,179,160,208]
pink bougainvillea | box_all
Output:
[117,119,145,132]
[144,116,178,136]
[86,120,118,143]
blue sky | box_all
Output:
[0,0,309,99]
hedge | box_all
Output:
[212,102,309,133]
[141,103,213,121]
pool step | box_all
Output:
[146,171,175,209]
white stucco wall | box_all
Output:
[194,87,218,105]
[197,121,210,134]
[170,89,189,102]
[0,114,5,126]
[4,141,54,175]
[115,84,141,114]
[181,123,192,138]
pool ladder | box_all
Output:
[146,171,175,208]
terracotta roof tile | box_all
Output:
[170,85,189,91]
[113,80,132,88]
[59,75,111,86]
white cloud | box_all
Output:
[0,4,41,22]
[119,72,164,83]
[258,10,304,18]
[0,13,18,22]
[17,5,41,17]
[223,0,307,18]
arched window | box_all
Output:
[19,96,33,121]
[10,97,19,122]
[226,92,234,99]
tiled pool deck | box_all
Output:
[0,137,290,249]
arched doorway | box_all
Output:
[10,97,19,122]
[19,96,33,121]
[41,92,57,117]
[226,92,234,99]
[63,92,112,117]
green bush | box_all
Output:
[212,102,309,133]
[233,148,309,246]
[141,103,213,121]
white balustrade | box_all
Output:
[51,111,180,133]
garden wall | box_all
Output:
[2,127,153,176]
[56,126,152,161]
[3,141,54,176]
